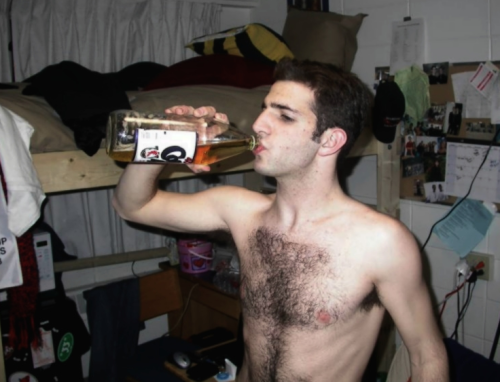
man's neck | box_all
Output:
[271,170,347,231]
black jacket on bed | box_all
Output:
[22,61,166,156]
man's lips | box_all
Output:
[253,145,265,155]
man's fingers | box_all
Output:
[165,105,195,115]
[165,106,228,124]
[193,106,216,118]
[186,164,211,173]
[198,108,229,123]
[214,112,229,123]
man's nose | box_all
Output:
[252,111,268,136]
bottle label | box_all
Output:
[134,129,197,163]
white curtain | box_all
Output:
[11,0,222,79]
[0,0,13,82]
[7,0,245,259]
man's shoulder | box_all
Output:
[347,206,414,250]
[346,209,422,280]
[328,206,420,284]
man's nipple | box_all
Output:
[316,310,332,325]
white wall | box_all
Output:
[249,0,500,363]
[249,0,287,33]
[220,6,252,29]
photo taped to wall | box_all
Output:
[423,62,449,85]
[415,136,439,159]
[464,118,496,141]
[423,103,447,136]
[444,102,463,136]
[402,157,424,178]
[413,178,424,197]
[424,181,448,203]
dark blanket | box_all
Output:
[84,277,141,382]
[22,61,166,156]
[444,338,500,381]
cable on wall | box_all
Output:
[162,283,199,337]
[437,263,482,342]
[438,276,466,319]
[407,0,411,18]
[450,278,476,341]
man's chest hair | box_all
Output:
[239,227,381,329]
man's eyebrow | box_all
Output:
[261,101,299,114]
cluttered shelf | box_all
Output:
[393,61,500,211]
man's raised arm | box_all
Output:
[112,106,234,234]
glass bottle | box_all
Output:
[106,110,257,165]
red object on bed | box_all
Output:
[143,55,275,91]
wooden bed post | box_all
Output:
[376,134,401,373]
[377,139,401,219]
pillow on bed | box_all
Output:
[143,55,275,91]
[282,8,367,71]
[185,23,294,65]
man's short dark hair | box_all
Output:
[274,58,372,161]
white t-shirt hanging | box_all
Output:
[0,174,23,289]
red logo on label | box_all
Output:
[140,147,160,159]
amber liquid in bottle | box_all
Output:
[108,138,255,165]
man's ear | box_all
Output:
[318,127,347,157]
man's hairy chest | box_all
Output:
[238,227,382,330]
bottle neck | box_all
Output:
[249,135,257,150]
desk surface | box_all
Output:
[164,339,239,382]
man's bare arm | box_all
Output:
[112,106,235,233]
[373,219,449,382]
[114,159,245,234]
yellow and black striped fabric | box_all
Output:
[186,23,294,65]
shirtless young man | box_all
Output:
[113,59,449,382]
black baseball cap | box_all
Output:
[372,80,405,143]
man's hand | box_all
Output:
[165,105,229,173]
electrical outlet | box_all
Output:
[466,252,494,281]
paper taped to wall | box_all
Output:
[390,18,425,75]
[445,141,500,203]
